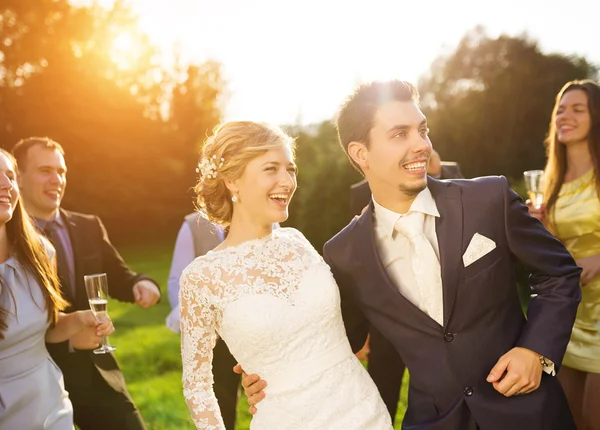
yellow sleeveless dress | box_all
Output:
[550,169,600,373]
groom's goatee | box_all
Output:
[399,183,426,197]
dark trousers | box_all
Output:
[213,337,241,430]
[73,388,145,430]
[368,326,406,424]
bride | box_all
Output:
[179,121,392,430]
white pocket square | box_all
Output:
[462,233,496,267]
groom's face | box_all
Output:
[363,100,432,197]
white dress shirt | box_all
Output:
[166,222,198,332]
[372,188,443,320]
[168,222,200,310]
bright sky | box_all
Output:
[77,0,599,125]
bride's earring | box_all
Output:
[231,193,239,203]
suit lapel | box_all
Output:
[60,209,83,306]
[352,201,441,332]
[428,178,464,327]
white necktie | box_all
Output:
[394,211,444,326]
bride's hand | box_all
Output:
[233,364,266,414]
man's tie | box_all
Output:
[394,211,444,326]
[44,221,75,299]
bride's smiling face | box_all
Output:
[228,146,297,225]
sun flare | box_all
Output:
[110,33,137,70]
[70,0,600,125]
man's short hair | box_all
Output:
[12,137,65,171]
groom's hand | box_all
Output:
[233,364,267,414]
[486,347,543,397]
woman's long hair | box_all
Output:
[543,80,600,214]
[0,149,67,339]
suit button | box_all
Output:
[444,333,454,342]
[464,387,473,396]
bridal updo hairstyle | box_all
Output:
[195,121,296,226]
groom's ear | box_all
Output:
[348,141,368,170]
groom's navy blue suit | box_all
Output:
[323,176,581,430]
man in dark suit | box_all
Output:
[241,81,581,429]
[349,150,464,423]
[13,137,161,430]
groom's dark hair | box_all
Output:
[335,80,420,173]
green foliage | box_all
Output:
[1,4,597,250]
[285,121,362,252]
[0,1,224,244]
[419,27,598,180]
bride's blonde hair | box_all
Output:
[195,121,296,226]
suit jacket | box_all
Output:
[46,208,159,404]
[350,162,464,217]
[325,176,581,430]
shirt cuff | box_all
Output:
[166,306,181,333]
[543,358,556,376]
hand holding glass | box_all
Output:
[523,170,544,209]
[84,273,116,354]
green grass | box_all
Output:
[110,242,407,429]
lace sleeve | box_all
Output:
[179,262,225,430]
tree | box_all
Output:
[418,27,598,180]
[168,61,226,212]
[0,1,226,243]
[286,121,362,251]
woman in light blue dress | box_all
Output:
[0,149,113,430]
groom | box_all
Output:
[239,80,581,429]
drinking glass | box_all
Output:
[84,273,116,354]
[523,170,544,209]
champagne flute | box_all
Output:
[523,170,544,209]
[84,273,116,354]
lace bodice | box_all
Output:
[180,228,354,429]
[180,227,391,429]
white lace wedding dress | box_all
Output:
[179,227,392,430]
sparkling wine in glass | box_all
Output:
[527,190,544,209]
[84,273,116,354]
[523,170,545,209]
[89,297,107,322]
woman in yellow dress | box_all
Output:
[530,79,600,430]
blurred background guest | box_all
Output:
[0,148,113,430]
[13,137,161,430]
[528,79,600,430]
